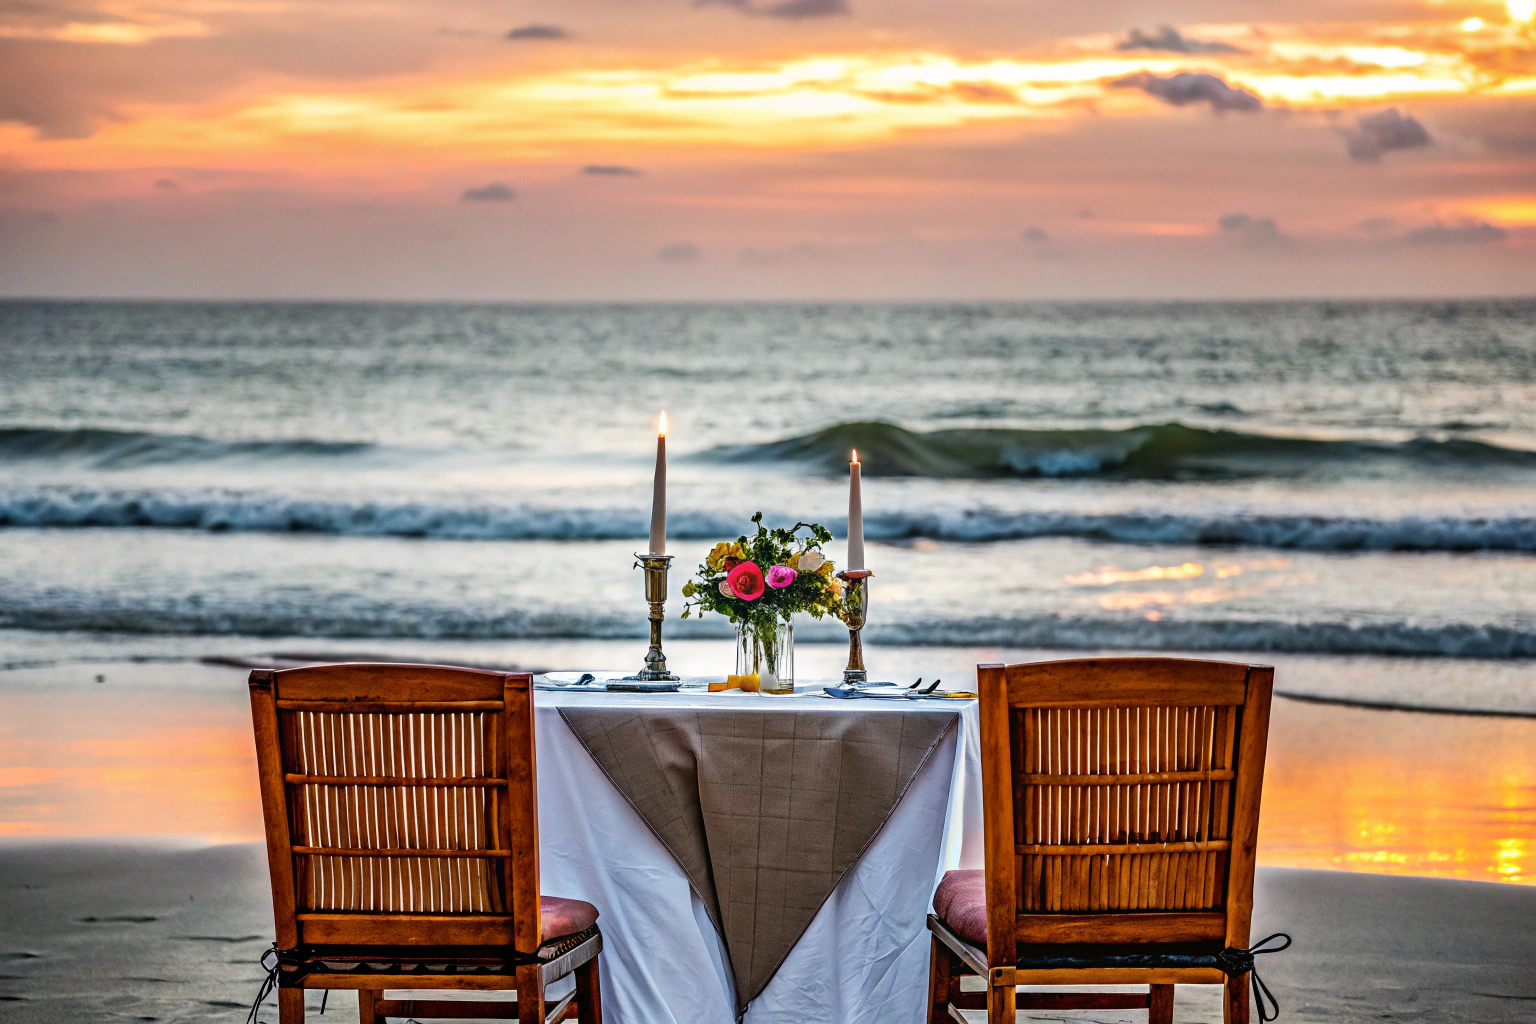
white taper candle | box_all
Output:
[847,448,864,570]
[649,411,667,555]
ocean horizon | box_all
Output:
[3,296,1536,692]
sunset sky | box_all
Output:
[1,0,1533,299]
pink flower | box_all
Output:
[726,561,766,601]
[766,565,798,589]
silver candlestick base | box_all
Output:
[612,553,681,690]
[836,569,873,685]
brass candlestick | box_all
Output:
[612,553,680,688]
[836,569,873,685]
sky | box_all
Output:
[0,0,1533,300]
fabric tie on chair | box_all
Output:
[1216,933,1292,1023]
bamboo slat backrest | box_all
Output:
[977,658,1273,965]
[248,664,542,953]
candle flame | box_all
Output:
[658,410,668,437]
[851,448,859,463]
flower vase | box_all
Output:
[737,620,794,695]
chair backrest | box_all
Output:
[977,657,1273,965]
[248,664,542,953]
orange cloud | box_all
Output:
[5,11,1533,171]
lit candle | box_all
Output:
[847,448,864,570]
[649,411,667,555]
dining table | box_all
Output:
[530,679,983,1024]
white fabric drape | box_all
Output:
[535,690,984,1024]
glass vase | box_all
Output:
[736,620,794,695]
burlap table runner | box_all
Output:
[558,704,957,1011]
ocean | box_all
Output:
[3,298,1536,711]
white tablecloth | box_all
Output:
[534,687,983,1024]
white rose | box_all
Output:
[718,579,735,598]
[799,550,825,572]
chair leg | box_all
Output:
[357,989,383,1024]
[1224,974,1249,1024]
[516,963,545,1024]
[1149,984,1175,1024]
[987,979,1015,1024]
[926,937,954,1024]
[278,987,305,1024]
[575,956,603,1024]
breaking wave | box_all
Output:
[709,420,1536,480]
[8,421,1535,483]
[3,596,1535,659]
[0,426,373,468]
[8,487,1536,552]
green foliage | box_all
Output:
[681,512,844,634]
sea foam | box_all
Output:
[6,487,1536,552]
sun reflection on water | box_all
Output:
[1259,701,1536,884]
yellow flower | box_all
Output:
[706,541,733,570]
[787,552,801,570]
[730,542,746,560]
[828,578,845,598]
[817,561,835,577]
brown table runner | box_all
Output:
[557,704,958,1011]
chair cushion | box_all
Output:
[541,896,599,940]
[932,873,1227,971]
[932,869,988,946]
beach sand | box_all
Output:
[1,842,1533,1023]
[1,648,1534,1021]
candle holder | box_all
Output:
[836,569,873,686]
[611,553,681,691]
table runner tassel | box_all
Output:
[1215,932,1292,1023]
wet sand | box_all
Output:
[1,842,1533,1023]
[3,656,1532,883]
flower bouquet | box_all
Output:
[681,513,844,694]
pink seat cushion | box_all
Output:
[540,896,599,940]
[932,869,987,947]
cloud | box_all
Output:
[762,0,848,17]
[1344,108,1431,162]
[949,81,1019,104]
[698,0,849,19]
[0,12,441,141]
[461,182,515,202]
[1076,208,1095,219]
[505,24,567,40]
[1022,225,1050,243]
[581,164,643,176]
[1118,26,1245,55]
[154,177,177,189]
[1219,212,1283,245]
[1111,72,1262,113]
[658,241,702,262]
[1405,218,1507,245]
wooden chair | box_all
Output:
[926,657,1274,1024]
[248,663,603,1024]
